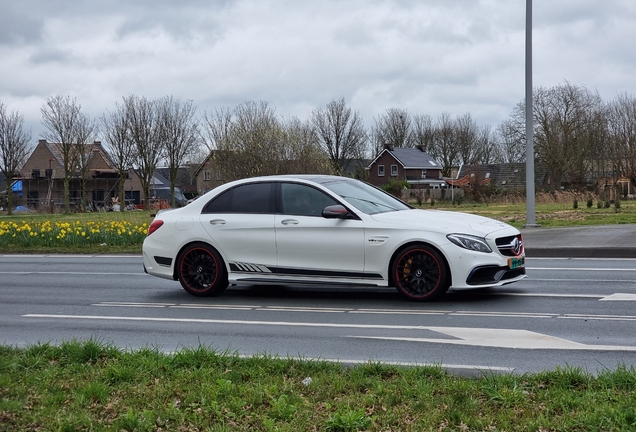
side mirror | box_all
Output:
[322,205,352,219]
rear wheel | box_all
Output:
[177,243,228,296]
[392,244,449,301]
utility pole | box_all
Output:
[525,0,540,227]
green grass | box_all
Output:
[423,200,636,229]
[1,340,635,431]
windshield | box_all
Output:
[320,179,412,215]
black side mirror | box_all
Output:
[322,205,352,219]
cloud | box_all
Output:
[0,0,635,138]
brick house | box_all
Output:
[15,139,143,211]
[191,151,228,196]
[367,145,446,189]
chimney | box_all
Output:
[383,144,394,151]
[416,145,426,152]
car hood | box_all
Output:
[369,209,517,237]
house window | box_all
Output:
[421,170,427,179]
[391,165,398,176]
[378,165,385,176]
[216,170,222,181]
[203,170,211,181]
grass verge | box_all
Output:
[1,340,636,431]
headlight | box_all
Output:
[447,234,492,253]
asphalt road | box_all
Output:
[1,255,635,375]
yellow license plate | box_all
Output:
[508,256,525,269]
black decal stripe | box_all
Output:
[229,262,382,280]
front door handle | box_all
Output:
[281,219,299,225]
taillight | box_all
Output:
[147,220,164,236]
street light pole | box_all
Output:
[525,0,539,227]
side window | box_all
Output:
[281,183,338,217]
[378,165,385,176]
[203,182,274,214]
[391,165,398,176]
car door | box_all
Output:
[275,182,365,278]
[200,182,277,272]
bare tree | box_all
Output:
[311,97,367,174]
[281,116,330,174]
[371,108,413,156]
[0,102,32,215]
[202,106,233,152]
[495,119,525,164]
[72,112,97,212]
[455,112,482,165]
[477,125,502,164]
[200,106,233,184]
[513,83,602,189]
[124,95,162,210]
[607,93,636,189]
[157,96,199,207]
[101,101,136,212]
[41,95,83,213]
[205,101,287,182]
[429,113,460,177]
[412,114,436,154]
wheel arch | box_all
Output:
[172,240,227,281]
[387,240,452,288]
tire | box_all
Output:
[391,244,450,301]
[176,243,228,296]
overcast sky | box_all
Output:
[1,0,635,139]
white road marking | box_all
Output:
[599,293,636,301]
[254,356,514,372]
[0,255,140,258]
[529,257,636,261]
[349,327,636,352]
[561,314,636,321]
[90,301,635,318]
[449,311,557,319]
[0,272,147,276]
[22,314,636,352]
[498,293,604,299]
[171,305,255,311]
[528,267,636,271]
[96,302,175,308]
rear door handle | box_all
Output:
[209,219,226,225]
[281,219,299,225]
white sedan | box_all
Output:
[142,175,526,301]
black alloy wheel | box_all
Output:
[392,244,449,301]
[177,243,228,296]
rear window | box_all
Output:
[203,182,274,214]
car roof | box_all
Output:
[235,174,354,184]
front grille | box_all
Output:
[496,234,524,257]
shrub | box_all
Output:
[381,179,410,198]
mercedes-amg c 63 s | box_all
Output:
[143,175,526,301]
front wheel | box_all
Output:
[177,243,228,296]
[391,244,449,301]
